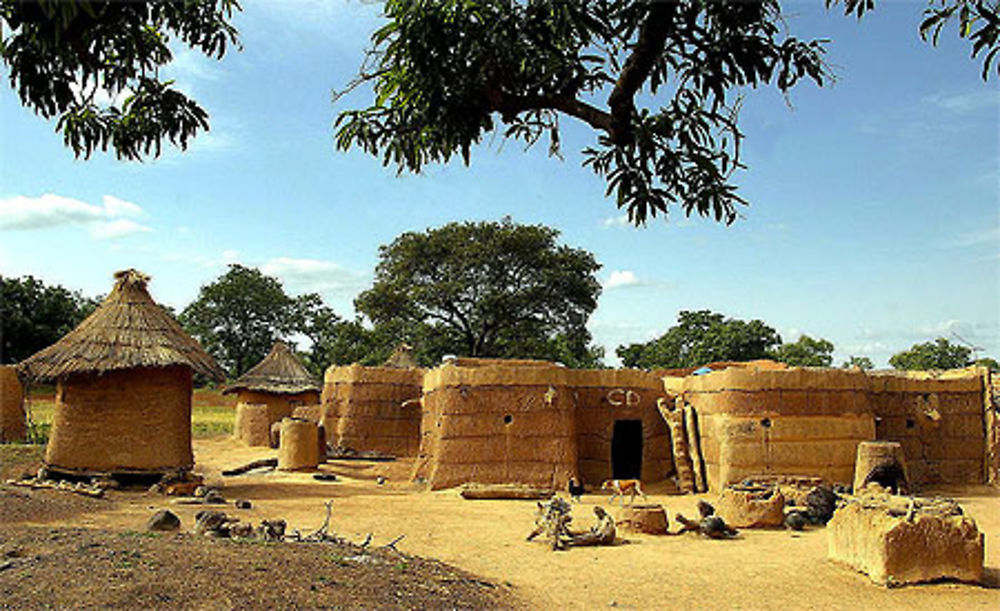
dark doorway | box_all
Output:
[611,419,643,480]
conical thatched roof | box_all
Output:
[18,269,225,382]
[384,343,418,369]
[222,341,320,395]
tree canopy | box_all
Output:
[336,0,1000,225]
[0,274,98,364]
[355,218,603,367]
[841,355,874,370]
[769,334,834,367]
[617,310,782,369]
[180,264,300,377]
[888,337,974,371]
[0,0,240,160]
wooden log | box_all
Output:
[4,478,104,498]
[460,483,555,500]
[684,403,707,493]
[221,458,278,477]
[658,397,695,493]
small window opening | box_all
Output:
[503,414,513,425]
[905,418,915,429]
[760,418,772,428]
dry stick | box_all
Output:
[307,500,335,540]
[382,534,405,552]
[359,533,373,548]
[221,458,278,476]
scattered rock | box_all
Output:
[376,476,386,485]
[235,499,252,510]
[313,473,338,482]
[203,490,226,504]
[258,519,286,541]
[784,511,808,531]
[229,522,254,539]
[147,509,181,532]
[193,510,231,536]
[803,485,839,524]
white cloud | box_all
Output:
[260,257,367,296]
[602,214,630,228]
[604,270,641,289]
[0,193,146,233]
[88,219,152,240]
[922,90,999,114]
[942,225,1000,249]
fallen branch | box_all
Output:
[221,458,277,476]
[460,483,554,500]
[382,534,405,551]
[5,478,104,498]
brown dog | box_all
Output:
[601,479,647,505]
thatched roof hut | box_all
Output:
[384,343,419,369]
[223,341,319,396]
[18,269,223,383]
[224,341,321,446]
[17,269,223,476]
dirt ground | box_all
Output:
[3,437,999,609]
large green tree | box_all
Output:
[617,310,781,369]
[889,337,974,371]
[355,219,603,367]
[336,0,1000,225]
[180,264,300,377]
[1,0,240,160]
[0,274,98,364]
[769,334,835,367]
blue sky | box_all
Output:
[1,1,997,367]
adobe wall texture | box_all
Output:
[321,364,424,457]
[234,389,319,428]
[564,368,671,486]
[45,366,193,474]
[666,367,876,490]
[412,362,577,490]
[867,369,987,486]
[665,366,992,490]
[0,365,26,442]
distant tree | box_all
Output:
[0,274,98,364]
[180,264,298,377]
[841,355,874,370]
[973,357,1000,372]
[292,293,389,373]
[1,0,241,160]
[617,310,781,369]
[355,219,603,366]
[337,0,1000,225]
[769,334,834,367]
[889,337,973,371]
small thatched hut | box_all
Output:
[18,270,224,476]
[224,341,321,436]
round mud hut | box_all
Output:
[17,270,224,477]
[224,341,321,442]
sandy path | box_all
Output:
[78,438,1000,609]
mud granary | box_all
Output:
[15,269,224,477]
[317,357,998,492]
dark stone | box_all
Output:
[697,500,715,518]
[784,511,808,531]
[146,509,181,532]
[804,486,839,525]
[203,489,226,504]
[235,499,252,509]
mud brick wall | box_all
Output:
[665,367,875,491]
[233,389,319,429]
[0,365,26,442]
[46,366,193,474]
[565,368,671,486]
[320,365,424,457]
[411,362,577,491]
[868,370,987,486]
